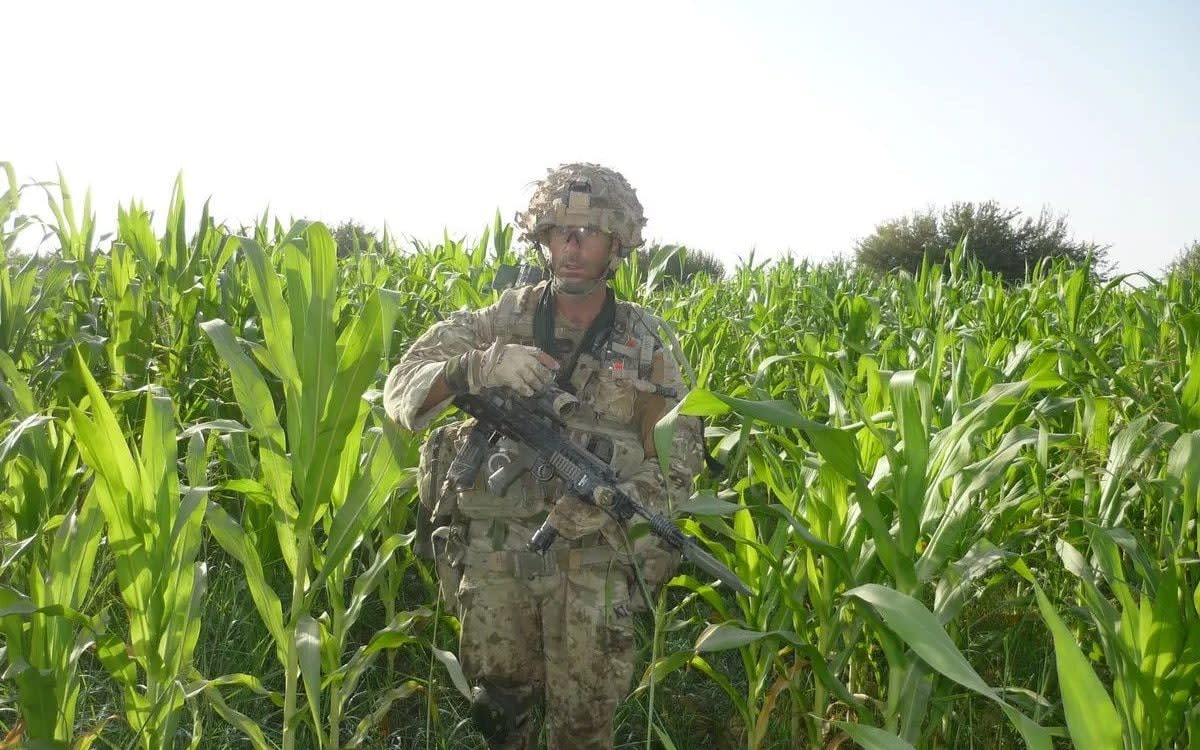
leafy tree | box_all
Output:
[855,201,1108,282]
[1165,239,1200,276]
[332,220,378,258]
[634,244,725,285]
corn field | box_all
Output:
[1,166,1197,749]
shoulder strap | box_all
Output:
[618,303,661,380]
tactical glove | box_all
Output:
[456,341,558,397]
[544,494,611,540]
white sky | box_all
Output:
[5,0,1199,274]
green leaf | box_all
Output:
[289,225,338,485]
[343,534,411,635]
[0,349,36,415]
[299,293,383,530]
[141,391,177,557]
[202,685,273,750]
[0,414,51,467]
[204,502,286,658]
[653,391,685,484]
[637,652,693,692]
[218,479,276,507]
[0,586,90,624]
[695,622,787,652]
[183,672,284,705]
[346,681,422,749]
[845,584,997,698]
[237,235,302,394]
[890,370,930,553]
[651,722,681,750]
[844,581,1055,748]
[432,647,473,700]
[933,539,1011,624]
[186,431,207,488]
[831,721,918,750]
[46,499,104,615]
[685,389,862,481]
[684,654,751,721]
[296,614,323,737]
[69,349,138,496]
[177,419,248,440]
[200,318,296,521]
[1167,431,1199,550]
[96,633,137,686]
[763,502,855,581]
[314,422,413,590]
[1022,568,1123,749]
[1182,351,1200,424]
[677,387,730,417]
[677,492,742,517]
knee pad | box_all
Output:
[469,679,529,746]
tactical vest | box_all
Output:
[417,282,665,533]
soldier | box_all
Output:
[383,163,705,749]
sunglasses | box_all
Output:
[547,226,612,245]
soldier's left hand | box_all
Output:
[545,495,609,540]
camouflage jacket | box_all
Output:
[383,281,704,547]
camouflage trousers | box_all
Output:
[455,548,638,750]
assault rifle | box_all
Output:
[447,385,753,596]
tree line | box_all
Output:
[252,208,1200,285]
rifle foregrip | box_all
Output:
[647,511,753,596]
[647,511,685,545]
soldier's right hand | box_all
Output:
[467,341,559,396]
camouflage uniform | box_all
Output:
[383,280,704,749]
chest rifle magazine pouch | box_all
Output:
[431,425,548,521]
[455,453,548,520]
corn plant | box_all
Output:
[1019,430,1200,749]
[0,502,104,748]
[66,352,208,748]
[0,346,104,747]
[200,221,418,749]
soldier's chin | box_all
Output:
[553,275,603,295]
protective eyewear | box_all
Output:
[548,226,611,245]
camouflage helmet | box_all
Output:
[517,163,646,254]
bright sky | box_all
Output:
[6,0,1199,274]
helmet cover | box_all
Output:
[517,163,646,255]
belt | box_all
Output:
[464,546,619,578]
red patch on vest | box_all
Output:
[613,360,625,372]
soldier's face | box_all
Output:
[546,226,618,293]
